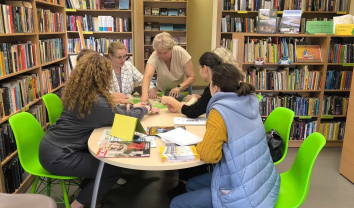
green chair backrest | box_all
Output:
[275,132,326,208]
[42,93,63,125]
[9,112,45,175]
[264,107,295,164]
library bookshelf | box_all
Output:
[215,0,353,147]
[0,0,68,193]
[135,0,188,74]
[65,0,136,64]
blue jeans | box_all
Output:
[170,172,213,208]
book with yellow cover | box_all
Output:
[159,146,200,163]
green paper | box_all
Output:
[157,91,189,97]
[299,116,312,119]
[306,21,334,34]
[152,103,167,109]
[129,99,140,104]
[343,63,354,66]
[321,115,334,119]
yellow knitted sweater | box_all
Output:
[196,109,227,164]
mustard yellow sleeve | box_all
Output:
[196,109,227,164]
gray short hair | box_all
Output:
[153,32,176,50]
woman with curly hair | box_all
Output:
[38,53,158,208]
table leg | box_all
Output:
[91,161,105,208]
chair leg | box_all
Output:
[61,180,70,208]
[47,178,52,196]
[30,176,39,194]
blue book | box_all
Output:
[119,0,130,10]
[160,23,173,31]
[168,9,178,16]
[173,24,186,31]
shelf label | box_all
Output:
[343,63,354,66]
[299,116,312,119]
[65,9,76,12]
[21,106,29,112]
[83,31,93,34]
[237,11,248,14]
[277,11,283,14]
[335,24,354,35]
[337,11,347,14]
[321,115,334,119]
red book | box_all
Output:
[20,44,26,70]
[32,44,37,66]
[7,5,14,33]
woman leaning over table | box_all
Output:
[161,47,245,118]
[140,32,195,103]
[170,63,280,208]
[38,53,158,208]
[108,41,157,99]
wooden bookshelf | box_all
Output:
[65,0,136,65]
[215,0,353,147]
[0,0,68,194]
[136,0,188,73]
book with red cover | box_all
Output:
[96,141,150,158]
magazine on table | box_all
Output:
[159,145,200,163]
[98,129,156,148]
[147,126,186,136]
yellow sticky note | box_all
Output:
[335,24,354,35]
[237,11,248,13]
[83,31,93,34]
[337,11,347,14]
[65,9,76,12]
[278,11,283,14]
[343,63,354,66]
[110,114,145,141]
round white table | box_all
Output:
[88,108,206,208]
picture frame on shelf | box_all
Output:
[152,8,160,16]
[144,5,152,15]
[160,8,168,16]
[178,8,186,16]
[296,45,322,63]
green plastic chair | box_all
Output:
[275,132,326,208]
[264,107,295,165]
[42,93,63,125]
[9,112,80,208]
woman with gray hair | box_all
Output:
[140,32,195,103]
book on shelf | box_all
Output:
[279,10,302,34]
[28,104,46,127]
[147,126,186,136]
[159,145,200,163]
[160,8,168,16]
[289,119,318,140]
[221,16,255,33]
[325,70,352,90]
[144,5,152,15]
[0,124,17,163]
[296,45,322,63]
[178,8,186,16]
[67,15,131,32]
[39,38,65,65]
[0,1,34,34]
[319,121,346,140]
[160,23,173,31]
[328,38,354,63]
[42,65,68,94]
[168,9,178,16]
[119,0,130,10]
[152,8,159,15]
[37,8,64,33]
[178,37,186,44]
[322,95,349,116]
[67,38,133,54]
[151,22,160,30]
[2,156,29,193]
[257,9,277,34]
[173,24,186,31]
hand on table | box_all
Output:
[150,107,159,114]
[149,88,158,99]
[140,94,149,104]
[160,96,170,105]
[169,87,181,98]
[167,104,178,113]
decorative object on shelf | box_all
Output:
[104,0,116,9]
[168,9,178,16]
[254,57,265,65]
[279,10,302,34]
[178,8,186,16]
[278,56,292,65]
[119,0,130,10]
[144,5,152,15]
[296,45,322,63]
[257,9,278,34]
[152,8,160,15]
[160,8,168,16]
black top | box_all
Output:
[43,94,148,150]
[181,85,211,118]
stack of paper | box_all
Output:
[159,146,200,163]
[174,117,206,125]
[158,128,203,146]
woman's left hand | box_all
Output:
[169,87,180,98]
[160,96,170,105]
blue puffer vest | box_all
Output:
[206,92,280,208]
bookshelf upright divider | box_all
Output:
[0,0,68,193]
[216,0,353,147]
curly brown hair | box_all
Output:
[62,52,115,118]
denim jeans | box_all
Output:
[170,172,213,208]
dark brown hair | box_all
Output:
[77,48,95,61]
[199,52,222,69]
[210,63,255,96]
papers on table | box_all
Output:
[157,128,203,146]
[98,129,157,148]
[174,117,206,125]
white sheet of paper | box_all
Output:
[158,128,203,146]
[174,117,206,126]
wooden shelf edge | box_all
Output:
[143,0,187,3]
[66,9,132,12]
[0,99,41,125]
[144,15,187,18]
[39,32,66,35]
[48,84,64,94]
[42,123,50,130]
[14,174,36,194]
[256,90,321,92]
[226,32,328,37]
[243,62,324,65]
[324,90,351,92]
[67,31,132,34]
[0,66,40,81]
[0,33,37,37]
[144,30,186,32]
[288,140,343,147]
[1,151,18,167]
[35,0,63,8]
[41,57,67,67]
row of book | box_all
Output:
[325,70,352,90]
[67,15,131,32]
[144,6,186,16]
[42,65,68,95]
[221,16,256,33]
[2,157,29,193]
[319,121,346,140]
[0,124,16,162]
[39,38,65,65]
[66,0,130,10]
[144,22,186,31]
[259,94,320,116]
[67,38,133,54]
[0,2,34,34]
[37,8,65,33]
[144,35,186,45]
[289,119,318,140]
[328,41,354,63]
[0,42,38,77]
[246,66,322,90]
[222,0,347,12]
[322,96,348,116]
[0,74,41,119]
[42,0,60,4]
